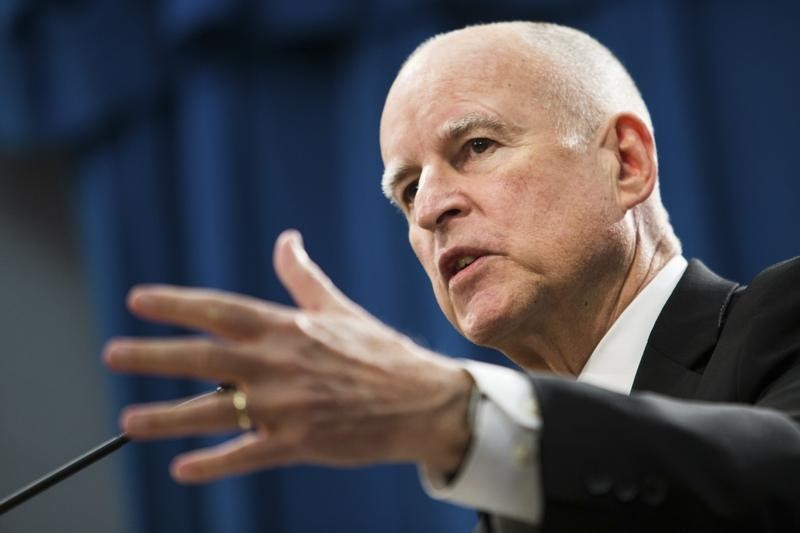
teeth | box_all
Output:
[455,256,477,272]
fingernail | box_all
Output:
[131,292,158,309]
[121,411,142,433]
[290,234,310,262]
[290,231,304,250]
[103,342,128,365]
[171,460,198,482]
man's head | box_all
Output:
[379,22,679,370]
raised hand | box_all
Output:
[103,230,473,483]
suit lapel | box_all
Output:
[631,260,739,398]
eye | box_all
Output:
[469,138,494,154]
[400,179,419,208]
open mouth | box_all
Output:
[453,255,479,274]
[439,248,491,283]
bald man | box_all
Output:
[104,22,800,532]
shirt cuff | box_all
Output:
[419,360,543,524]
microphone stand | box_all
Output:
[0,433,130,514]
[0,386,229,515]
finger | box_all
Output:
[103,337,255,383]
[121,393,242,439]
[170,431,299,483]
[273,229,360,314]
[127,285,296,340]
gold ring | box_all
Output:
[231,390,253,431]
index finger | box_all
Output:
[128,285,295,340]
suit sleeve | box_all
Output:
[531,374,800,532]
[531,258,800,532]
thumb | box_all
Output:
[273,229,358,314]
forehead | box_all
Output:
[379,32,551,162]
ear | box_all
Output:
[604,113,657,210]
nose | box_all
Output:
[413,165,470,230]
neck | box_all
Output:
[502,217,678,375]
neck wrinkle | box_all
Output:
[574,218,678,376]
[501,218,678,377]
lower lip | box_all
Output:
[449,255,490,286]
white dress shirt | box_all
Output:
[421,256,689,523]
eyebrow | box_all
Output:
[381,163,415,204]
[440,112,520,142]
[381,112,522,203]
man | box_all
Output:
[104,22,800,531]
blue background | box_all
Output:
[1,1,798,532]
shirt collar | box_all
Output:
[577,255,688,394]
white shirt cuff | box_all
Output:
[419,360,543,524]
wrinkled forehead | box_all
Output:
[379,32,551,158]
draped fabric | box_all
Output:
[1,1,798,532]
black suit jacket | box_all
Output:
[487,258,800,532]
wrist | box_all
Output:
[420,366,476,473]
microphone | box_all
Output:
[0,385,231,515]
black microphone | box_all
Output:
[0,385,231,515]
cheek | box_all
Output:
[408,230,441,289]
[492,164,563,236]
[498,160,609,263]
[408,229,431,274]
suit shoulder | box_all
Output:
[714,258,800,408]
[752,256,800,282]
[739,256,800,305]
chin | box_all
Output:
[441,266,545,346]
[455,302,521,348]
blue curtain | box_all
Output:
[1,1,798,532]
